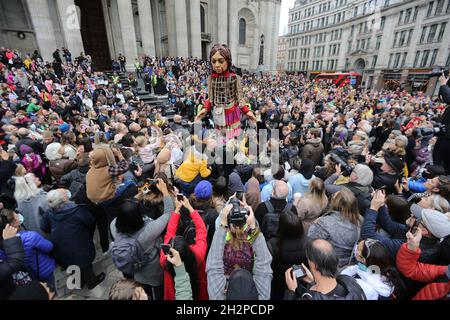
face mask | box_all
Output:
[66,190,72,200]
[18,214,24,225]
[357,262,368,272]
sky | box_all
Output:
[279,0,296,36]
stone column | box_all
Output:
[117,0,138,71]
[26,0,58,62]
[174,0,189,57]
[138,0,156,57]
[229,0,239,65]
[165,0,177,56]
[190,0,202,58]
[271,1,282,72]
[55,0,85,57]
[217,1,228,44]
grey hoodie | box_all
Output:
[17,190,49,237]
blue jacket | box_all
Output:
[41,202,96,269]
[361,207,407,262]
[408,178,427,193]
[0,231,55,281]
[288,173,312,196]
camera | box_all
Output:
[292,264,306,279]
[428,69,449,78]
[433,123,447,137]
[329,153,353,177]
[228,197,248,227]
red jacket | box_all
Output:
[396,243,449,300]
[160,211,209,300]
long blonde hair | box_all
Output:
[329,188,361,226]
[306,178,328,209]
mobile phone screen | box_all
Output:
[293,265,306,279]
[177,194,184,201]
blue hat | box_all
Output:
[59,123,70,133]
[194,180,213,200]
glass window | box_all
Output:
[376,36,382,49]
[413,6,419,21]
[239,18,246,44]
[354,7,358,17]
[372,55,378,68]
[427,2,434,17]
[380,16,385,30]
[420,26,428,43]
[388,53,393,68]
[393,53,401,68]
[399,31,407,46]
[438,22,447,41]
[401,52,407,67]
[447,1,450,13]
[428,24,438,42]
[200,5,206,33]
[393,32,398,47]
[421,50,430,67]
[404,8,412,23]
[435,0,444,14]
[407,29,413,45]
[413,51,421,67]
[446,52,450,67]
[430,49,438,66]
[398,11,404,24]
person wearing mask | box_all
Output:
[267,213,308,300]
[341,238,406,300]
[160,196,208,300]
[284,239,366,300]
[308,188,363,268]
[41,189,105,290]
[325,163,374,216]
[0,209,55,290]
[0,224,25,299]
[206,198,273,300]
[110,179,174,300]
[14,173,48,236]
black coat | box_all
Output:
[41,202,96,269]
[0,237,25,299]
[267,236,308,300]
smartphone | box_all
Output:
[177,194,185,201]
[409,219,420,235]
[148,179,158,186]
[160,244,172,255]
[292,264,306,279]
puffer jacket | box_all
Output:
[300,138,324,167]
[284,275,366,300]
[396,243,449,300]
[0,231,55,281]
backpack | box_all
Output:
[262,201,294,239]
[111,229,149,275]
[182,210,209,245]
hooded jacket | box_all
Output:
[41,202,96,269]
[288,173,313,196]
[300,138,324,167]
[16,190,49,237]
[86,148,116,204]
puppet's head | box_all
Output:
[210,44,232,74]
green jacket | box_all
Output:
[174,264,193,300]
[26,102,41,113]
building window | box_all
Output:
[447,0,450,13]
[399,31,407,47]
[380,16,385,30]
[427,2,434,17]
[398,11,404,25]
[239,18,246,45]
[404,8,412,24]
[384,0,390,7]
[388,53,393,68]
[435,0,444,14]
[414,51,421,67]
[354,7,358,17]
[446,53,450,67]
[393,53,401,68]
[371,55,378,68]
[376,36,382,49]
[421,50,430,67]
[393,32,398,47]
[420,26,428,43]
[438,22,447,41]
[430,49,438,66]
[401,52,407,67]
[413,6,419,21]
[200,5,206,33]
[428,24,438,42]
[407,29,413,45]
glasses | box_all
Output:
[362,239,380,259]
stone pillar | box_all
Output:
[165,0,177,56]
[217,1,228,44]
[190,0,202,58]
[229,0,239,65]
[174,0,189,57]
[138,0,156,57]
[271,2,282,72]
[26,0,58,62]
[117,0,138,71]
[55,0,85,57]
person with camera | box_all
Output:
[110,179,174,300]
[160,195,208,300]
[369,152,405,195]
[283,239,366,300]
[428,73,450,174]
[325,163,374,216]
[206,196,273,300]
[396,228,450,300]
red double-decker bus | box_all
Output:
[312,72,362,87]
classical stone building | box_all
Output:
[286,0,450,94]
[0,0,281,72]
[276,35,287,72]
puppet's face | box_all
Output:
[211,52,228,74]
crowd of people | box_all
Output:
[0,45,450,301]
